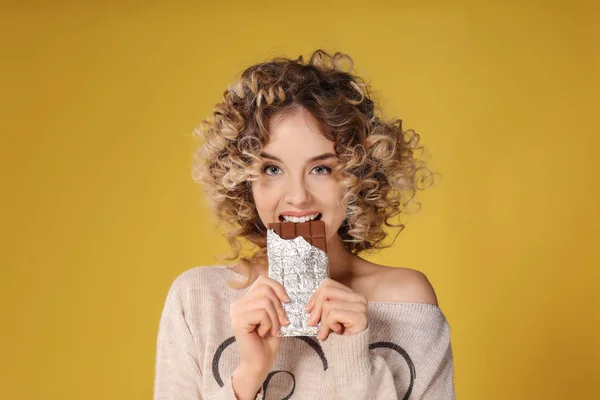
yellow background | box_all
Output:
[1,1,598,399]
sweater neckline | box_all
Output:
[219,265,443,310]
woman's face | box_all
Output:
[251,107,346,244]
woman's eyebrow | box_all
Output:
[260,152,337,163]
[309,153,338,162]
[259,152,281,162]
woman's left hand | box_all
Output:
[306,278,368,340]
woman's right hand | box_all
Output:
[230,275,290,396]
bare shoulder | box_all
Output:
[357,261,439,305]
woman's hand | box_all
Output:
[306,278,368,341]
[230,275,290,393]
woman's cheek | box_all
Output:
[254,181,281,208]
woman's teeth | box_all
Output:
[281,213,320,223]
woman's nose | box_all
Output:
[283,177,312,206]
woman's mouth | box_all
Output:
[279,213,322,223]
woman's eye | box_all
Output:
[262,165,281,176]
[311,165,332,175]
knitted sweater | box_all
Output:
[154,266,455,399]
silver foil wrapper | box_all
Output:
[267,229,329,337]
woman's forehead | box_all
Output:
[264,108,333,152]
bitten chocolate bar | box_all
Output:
[267,220,327,252]
[266,220,329,337]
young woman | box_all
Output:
[154,50,455,399]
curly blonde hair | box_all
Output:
[192,50,435,287]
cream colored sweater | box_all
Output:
[154,266,455,399]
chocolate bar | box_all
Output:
[266,220,329,337]
[267,220,327,252]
